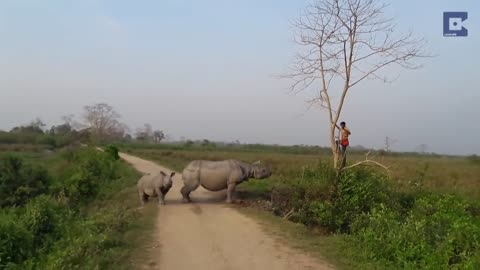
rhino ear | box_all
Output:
[160,171,167,176]
[170,172,176,177]
[252,160,261,165]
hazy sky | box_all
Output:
[1,0,479,155]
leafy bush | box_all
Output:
[0,211,34,268]
[352,194,480,269]
[63,149,118,204]
[22,195,70,250]
[0,155,50,207]
[104,144,120,160]
[272,164,389,232]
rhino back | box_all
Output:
[192,160,244,191]
[138,174,163,196]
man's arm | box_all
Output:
[345,127,351,135]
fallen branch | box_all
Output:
[341,151,390,174]
[283,208,295,220]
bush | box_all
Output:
[63,150,118,204]
[316,168,390,232]
[104,144,120,160]
[22,195,70,249]
[352,194,480,269]
[272,164,389,232]
[0,211,34,268]
[0,155,50,207]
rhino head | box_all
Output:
[160,171,175,192]
[251,161,272,179]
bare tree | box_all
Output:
[83,103,126,142]
[153,130,165,143]
[286,0,427,169]
[135,123,153,142]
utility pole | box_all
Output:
[385,136,397,153]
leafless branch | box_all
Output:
[283,208,295,220]
[341,151,390,174]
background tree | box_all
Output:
[152,130,165,143]
[83,103,127,143]
[135,123,153,142]
[286,0,427,169]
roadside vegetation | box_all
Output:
[0,144,151,269]
[123,143,480,269]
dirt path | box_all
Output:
[120,152,334,270]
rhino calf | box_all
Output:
[137,171,175,206]
[181,160,271,203]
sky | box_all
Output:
[0,0,479,155]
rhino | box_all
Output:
[137,171,176,206]
[180,160,271,203]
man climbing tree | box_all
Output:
[336,121,351,168]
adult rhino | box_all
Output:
[137,171,175,206]
[180,160,271,203]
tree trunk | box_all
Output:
[330,124,340,169]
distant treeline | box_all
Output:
[0,122,88,148]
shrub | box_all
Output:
[352,194,480,269]
[0,211,34,268]
[0,155,50,207]
[320,169,390,232]
[62,149,119,204]
[104,144,120,160]
[22,195,70,249]
[272,164,390,232]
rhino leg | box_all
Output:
[180,172,200,203]
[226,183,237,204]
[139,190,148,206]
[181,186,192,203]
[156,187,165,205]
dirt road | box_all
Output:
[120,152,334,270]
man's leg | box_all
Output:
[341,145,347,168]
